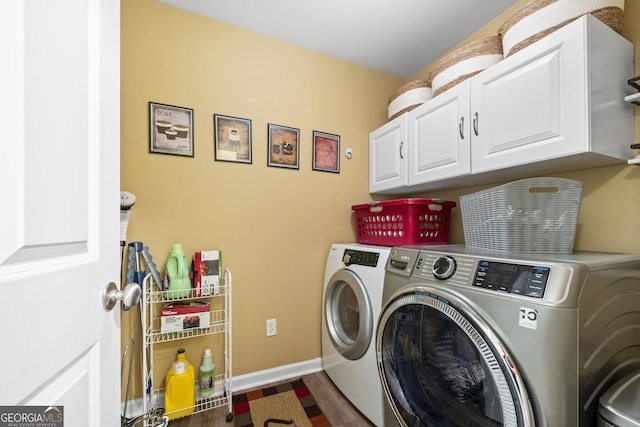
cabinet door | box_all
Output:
[470,18,586,174]
[408,81,471,185]
[369,114,407,193]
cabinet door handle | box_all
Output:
[399,141,404,159]
[473,112,479,136]
[459,116,465,140]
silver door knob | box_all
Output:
[102,282,141,311]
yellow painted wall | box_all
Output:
[121,0,640,403]
[120,0,404,400]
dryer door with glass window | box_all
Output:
[324,269,373,360]
[377,287,535,427]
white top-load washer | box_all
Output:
[322,243,391,427]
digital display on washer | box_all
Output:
[474,260,550,298]
[343,249,380,267]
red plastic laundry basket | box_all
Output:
[351,198,456,247]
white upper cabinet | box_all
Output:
[369,15,633,195]
[407,81,471,184]
[470,14,632,174]
[369,114,408,193]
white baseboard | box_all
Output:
[122,358,324,419]
[231,357,323,392]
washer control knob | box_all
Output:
[432,256,456,280]
[342,252,352,266]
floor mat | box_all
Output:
[232,378,330,427]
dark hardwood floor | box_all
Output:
[168,371,375,427]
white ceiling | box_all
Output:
[156,0,519,79]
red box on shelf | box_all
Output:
[160,301,210,334]
[351,198,456,247]
[192,250,221,297]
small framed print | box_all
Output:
[312,131,340,173]
[149,102,194,157]
[214,114,252,164]
[267,123,300,169]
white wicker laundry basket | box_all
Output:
[460,177,583,253]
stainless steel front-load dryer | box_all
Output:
[377,245,640,427]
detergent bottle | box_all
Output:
[165,243,192,298]
[199,348,216,398]
[165,348,195,420]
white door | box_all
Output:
[0,1,121,426]
[408,81,471,185]
[369,114,408,194]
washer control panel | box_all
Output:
[342,249,380,267]
[413,252,475,285]
[474,260,550,298]
[413,249,552,299]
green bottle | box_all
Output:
[165,243,192,298]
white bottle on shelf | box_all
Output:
[199,348,216,398]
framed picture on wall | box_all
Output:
[267,123,300,169]
[149,102,194,157]
[312,131,340,173]
[214,114,252,164]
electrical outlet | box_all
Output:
[266,319,277,336]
